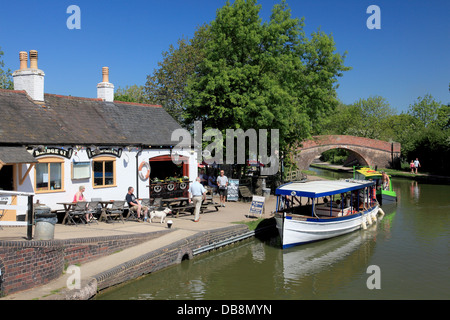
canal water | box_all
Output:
[96,169,449,300]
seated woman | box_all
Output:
[73,186,92,222]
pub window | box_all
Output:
[93,157,116,187]
[35,157,64,193]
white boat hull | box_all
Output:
[275,205,379,249]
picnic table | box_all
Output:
[58,201,126,225]
[161,197,192,217]
[159,196,221,218]
[98,200,125,223]
[57,202,75,225]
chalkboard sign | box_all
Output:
[227,179,239,201]
[248,195,265,217]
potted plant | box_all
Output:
[152,177,162,184]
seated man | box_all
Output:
[126,186,148,222]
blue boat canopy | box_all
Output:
[276,179,375,198]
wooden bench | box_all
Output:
[168,201,221,217]
[239,185,253,202]
[169,204,194,218]
[201,202,221,213]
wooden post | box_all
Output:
[27,195,34,240]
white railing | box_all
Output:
[0,190,35,239]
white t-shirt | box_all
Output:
[217,175,228,188]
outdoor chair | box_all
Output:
[105,200,125,224]
[67,201,88,226]
[0,200,7,230]
[126,198,151,221]
[140,198,151,208]
[86,201,100,224]
[125,201,137,221]
[152,197,164,210]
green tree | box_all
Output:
[345,96,395,140]
[321,102,360,136]
[408,94,444,128]
[322,96,395,141]
[378,95,449,174]
[0,46,13,90]
[114,85,149,104]
[145,25,210,124]
[184,0,350,161]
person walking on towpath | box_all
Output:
[414,158,421,174]
[189,177,206,222]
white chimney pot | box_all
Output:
[97,66,114,102]
[13,50,45,102]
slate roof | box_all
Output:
[0,146,37,164]
[0,89,189,147]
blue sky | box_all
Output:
[0,0,448,113]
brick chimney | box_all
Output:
[97,67,114,102]
[12,50,45,102]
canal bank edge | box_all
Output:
[309,163,450,184]
[2,221,276,300]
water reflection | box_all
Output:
[281,230,374,285]
[409,181,420,203]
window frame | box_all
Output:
[34,157,65,194]
[92,156,116,188]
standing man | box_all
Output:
[414,158,421,174]
[217,170,228,207]
[126,187,148,222]
[189,177,206,222]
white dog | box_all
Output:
[149,207,172,223]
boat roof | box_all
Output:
[276,179,375,198]
[355,167,382,178]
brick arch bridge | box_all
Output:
[295,135,401,170]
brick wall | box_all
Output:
[0,230,170,296]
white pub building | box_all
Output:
[0,50,197,225]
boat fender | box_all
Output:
[366,214,372,225]
[378,208,385,217]
[371,211,377,222]
[361,220,367,230]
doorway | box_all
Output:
[0,165,14,191]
